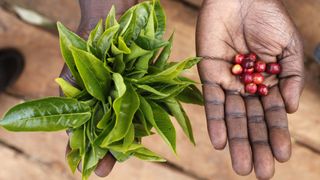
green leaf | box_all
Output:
[97,24,120,59]
[55,78,81,97]
[82,144,108,180]
[153,0,166,39]
[176,84,204,105]
[67,149,81,173]
[70,127,86,154]
[71,46,111,102]
[113,54,126,73]
[97,103,112,129]
[132,52,154,78]
[154,32,174,69]
[139,96,176,153]
[0,97,91,131]
[135,35,169,50]
[111,37,131,55]
[126,42,150,61]
[165,98,195,145]
[105,5,118,29]
[113,73,126,97]
[136,84,169,97]
[123,123,135,149]
[57,22,86,87]
[110,150,131,162]
[137,57,197,84]
[144,7,155,38]
[101,83,140,147]
[134,147,166,162]
[87,19,104,49]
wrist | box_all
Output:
[77,0,137,39]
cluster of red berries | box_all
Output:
[231,53,281,96]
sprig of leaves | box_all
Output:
[0,0,203,179]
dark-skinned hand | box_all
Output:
[60,0,138,177]
[196,0,304,179]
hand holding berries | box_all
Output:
[232,53,282,96]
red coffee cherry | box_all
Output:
[254,60,266,73]
[241,73,253,84]
[234,54,245,64]
[243,67,254,74]
[231,64,243,75]
[257,84,269,96]
[245,83,258,94]
[252,73,264,85]
[266,63,281,74]
[247,53,257,62]
[241,59,255,69]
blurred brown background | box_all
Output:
[0,0,320,179]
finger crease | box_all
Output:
[226,90,241,95]
[205,100,224,105]
[248,115,264,123]
[229,137,248,142]
[202,81,220,87]
[207,117,224,121]
[269,125,288,130]
[265,105,285,112]
[226,113,246,119]
[251,140,269,146]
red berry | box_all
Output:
[247,53,257,61]
[244,67,254,74]
[234,54,245,64]
[252,73,264,85]
[241,73,253,84]
[245,83,257,94]
[266,63,281,74]
[254,60,266,73]
[241,59,255,69]
[231,64,243,75]
[257,84,269,96]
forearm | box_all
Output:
[77,0,138,38]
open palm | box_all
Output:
[196,0,304,179]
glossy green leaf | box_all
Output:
[132,52,154,78]
[70,127,86,154]
[153,0,166,39]
[144,7,155,38]
[67,149,81,173]
[113,54,126,73]
[71,47,111,102]
[0,97,91,131]
[126,42,150,61]
[57,22,86,87]
[139,96,176,153]
[154,32,174,69]
[136,84,168,97]
[134,147,166,162]
[105,5,118,29]
[82,144,108,180]
[110,150,131,162]
[88,19,103,49]
[123,123,135,149]
[165,98,195,145]
[135,35,169,50]
[96,104,112,129]
[55,78,81,97]
[97,24,120,59]
[101,83,140,147]
[137,57,197,84]
[176,84,204,105]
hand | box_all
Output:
[196,0,304,179]
[60,0,137,177]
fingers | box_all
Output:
[262,86,291,162]
[203,83,227,150]
[245,96,274,179]
[94,153,116,177]
[279,33,305,113]
[225,92,252,175]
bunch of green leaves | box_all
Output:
[0,0,203,179]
